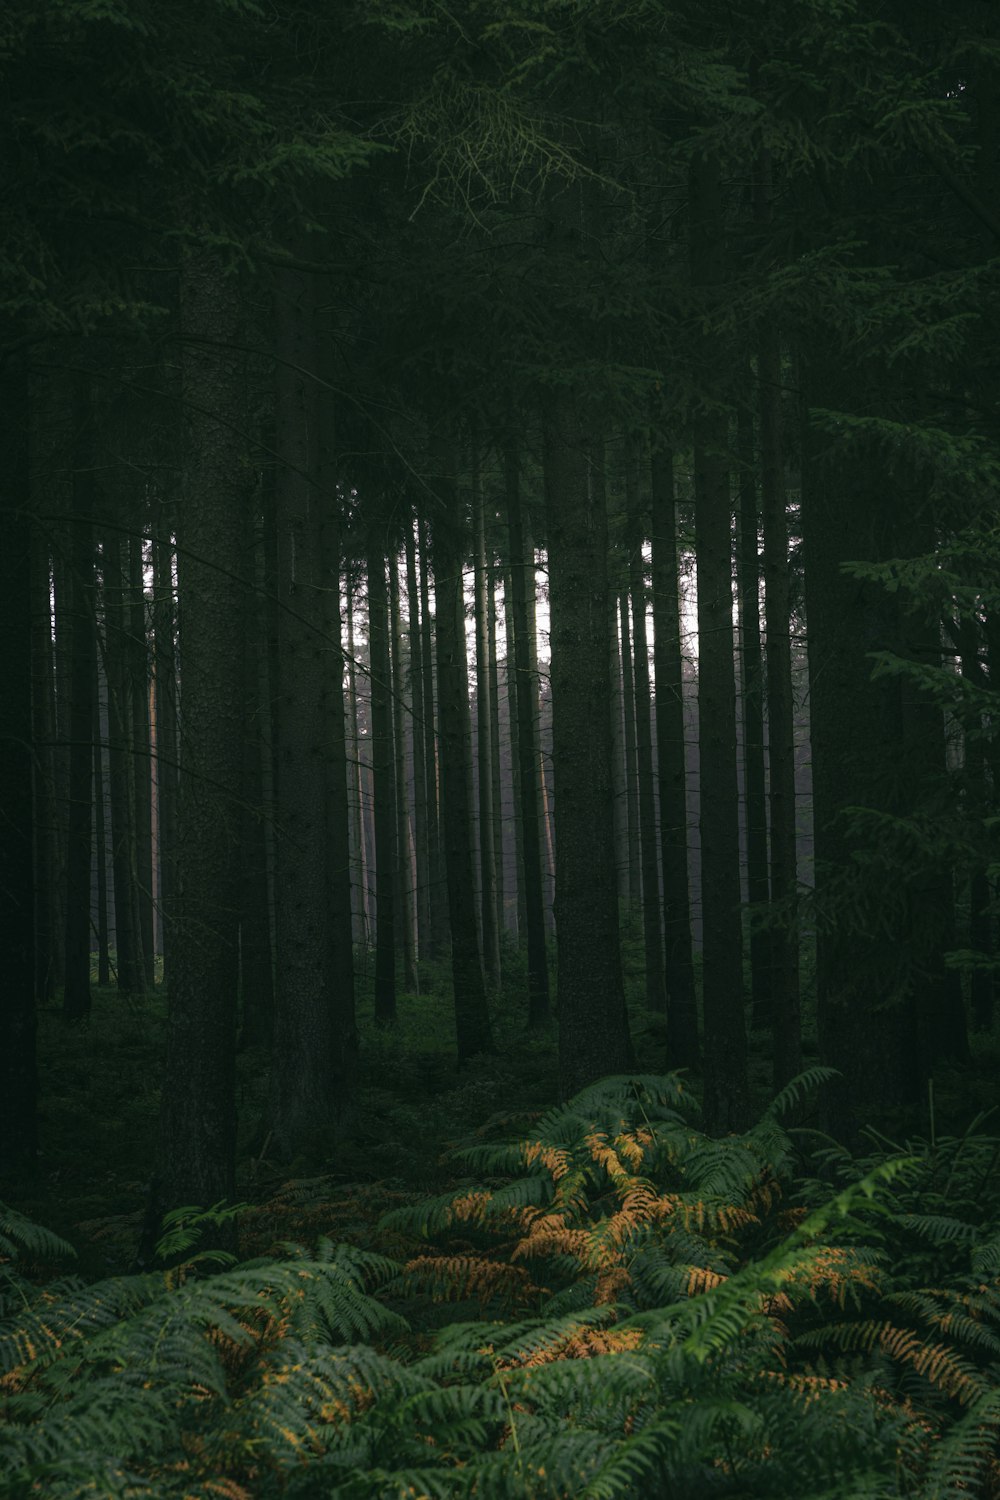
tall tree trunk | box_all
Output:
[93,650,110,987]
[367,535,398,1023]
[690,151,748,1131]
[960,617,994,1031]
[504,557,527,942]
[405,518,432,955]
[128,526,155,986]
[390,549,418,993]
[104,525,145,997]
[271,258,355,1150]
[419,515,448,956]
[151,504,178,990]
[431,436,492,1059]
[735,405,771,1029]
[505,444,550,1026]
[62,374,96,1021]
[472,440,501,988]
[619,590,642,918]
[488,534,505,941]
[650,448,700,1069]
[0,353,38,1174]
[609,590,630,908]
[758,323,802,1086]
[31,531,59,1004]
[625,437,666,1011]
[239,510,275,1047]
[801,351,914,1137]
[346,586,370,948]
[544,394,633,1095]
[155,249,244,1218]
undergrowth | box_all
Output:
[4,1072,1000,1497]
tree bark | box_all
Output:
[619,589,642,919]
[128,526,155,986]
[625,437,667,1011]
[431,436,492,1059]
[271,258,356,1150]
[389,548,418,993]
[346,585,370,948]
[405,518,432,955]
[30,533,59,1004]
[472,440,501,989]
[0,352,37,1174]
[63,373,96,1021]
[152,503,178,990]
[544,394,633,1096]
[758,323,802,1086]
[419,515,449,956]
[367,534,398,1023]
[650,448,700,1069]
[155,249,244,1215]
[690,151,748,1130]
[505,444,550,1025]
[736,405,771,1030]
[104,523,145,997]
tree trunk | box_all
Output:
[238,509,275,1047]
[619,590,642,919]
[960,617,994,1031]
[544,393,633,1096]
[151,505,178,989]
[0,352,37,1174]
[63,373,96,1021]
[690,151,748,1131]
[271,258,356,1151]
[367,535,398,1023]
[93,650,110,987]
[625,437,666,1011]
[389,549,418,993]
[128,526,155,986]
[650,448,700,1069]
[419,515,449,956]
[758,322,802,1086]
[488,531,505,942]
[30,534,59,1004]
[609,589,630,908]
[472,440,501,989]
[505,444,550,1026]
[736,405,771,1030]
[504,561,526,942]
[405,518,432,955]
[104,525,145,997]
[346,586,370,948]
[155,249,244,1216]
[431,435,492,1059]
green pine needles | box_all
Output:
[4,1074,1000,1497]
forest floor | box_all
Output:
[9,933,999,1278]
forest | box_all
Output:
[1,0,1000,1494]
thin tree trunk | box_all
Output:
[93,651,110,987]
[128,528,155,986]
[390,550,418,993]
[650,448,699,1068]
[367,535,398,1023]
[419,516,448,956]
[431,435,492,1059]
[505,444,550,1026]
[504,560,526,942]
[63,374,96,1021]
[544,394,633,1095]
[619,590,642,918]
[31,533,59,1004]
[609,590,630,908]
[151,511,178,990]
[154,249,244,1220]
[690,150,748,1131]
[736,405,771,1030]
[405,519,432,955]
[472,439,501,988]
[104,526,145,997]
[346,586,370,947]
[239,509,275,1047]
[961,618,994,1030]
[625,437,666,1011]
[758,319,802,1086]
[488,536,505,942]
[0,352,37,1174]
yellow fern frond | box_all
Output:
[687,1266,727,1296]
[523,1142,571,1180]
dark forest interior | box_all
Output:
[3,2,1000,1494]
